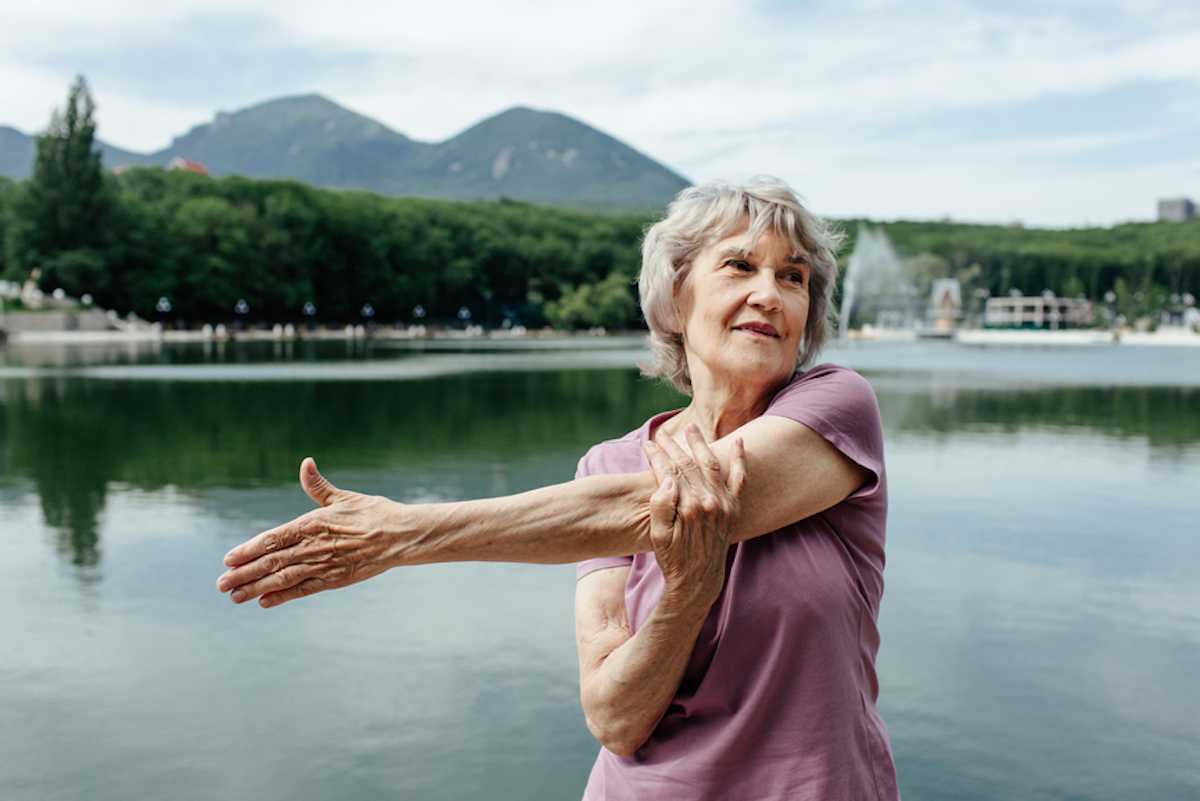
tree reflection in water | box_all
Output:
[1,367,1196,573]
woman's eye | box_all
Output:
[727,260,752,272]
[786,271,807,286]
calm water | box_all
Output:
[2,339,1198,801]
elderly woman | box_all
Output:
[216,176,899,801]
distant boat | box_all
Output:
[916,327,955,340]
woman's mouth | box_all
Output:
[733,323,780,338]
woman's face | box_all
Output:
[677,223,811,392]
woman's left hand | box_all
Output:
[216,457,400,608]
[642,422,746,611]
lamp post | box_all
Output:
[360,303,375,336]
[1039,289,1055,330]
[234,298,249,333]
[973,288,990,328]
[156,296,172,332]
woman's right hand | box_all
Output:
[643,424,747,613]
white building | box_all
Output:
[1157,197,1196,222]
[985,295,1094,330]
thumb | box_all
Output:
[300,457,341,507]
[649,476,677,538]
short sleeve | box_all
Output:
[573,447,635,581]
[762,365,885,503]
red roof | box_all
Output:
[167,156,209,175]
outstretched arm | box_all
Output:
[217,416,866,607]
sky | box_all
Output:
[1,0,1197,227]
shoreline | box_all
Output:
[858,327,1200,348]
[5,325,1200,349]
[0,325,627,347]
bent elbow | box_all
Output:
[582,701,648,758]
[589,721,644,758]
[604,740,640,758]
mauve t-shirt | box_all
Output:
[574,364,899,801]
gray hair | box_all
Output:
[638,175,845,395]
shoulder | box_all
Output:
[763,363,884,463]
[575,426,648,479]
[763,363,887,505]
[767,363,879,415]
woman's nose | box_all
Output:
[747,272,783,311]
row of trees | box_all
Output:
[3,77,1198,329]
[849,217,1200,323]
[3,164,647,328]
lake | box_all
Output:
[1,338,1198,801]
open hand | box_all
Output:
[216,458,399,608]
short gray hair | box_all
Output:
[638,175,845,395]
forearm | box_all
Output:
[582,593,713,756]
[384,413,865,569]
[385,473,656,567]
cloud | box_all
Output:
[37,11,370,109]
[1,0,1197,224]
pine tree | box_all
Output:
[8,75,113,292]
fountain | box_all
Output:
[838,225,918,337]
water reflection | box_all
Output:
[1,366,1196,575]
[0,371,682,572]
[883,383,1200,451]
[2,347,1199,801]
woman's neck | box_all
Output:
[660,375,778,441]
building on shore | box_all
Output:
[1157,197,1196,222]
[984,295,1094,330]
[928,278,962,334]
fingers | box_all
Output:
[649,474,678,533]
[259,576,327,608]
[728,437,747,496]
[227,562,328,604]
[643,440,671,485]
[653,427,706,491]
[223,517,309,567]
[684,424,724,484]
[217,539,330,593]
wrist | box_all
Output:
[383,499,437,568]
[658,583,720,624]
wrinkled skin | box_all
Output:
[643,423,747,611]
[216,458,402,608]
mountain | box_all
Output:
[0,126,35,179]
[404,106,690,208]
[150,94,419,189]
[0,94,688,209]
[1,124,154,178]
